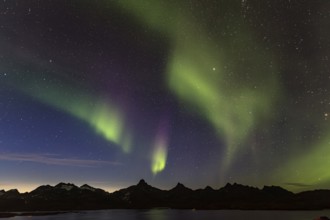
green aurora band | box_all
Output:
[3,1,330,188]
[151,135,168,175]
[273,127,330,191]
[7,73,132,154]
[111,0,280,174]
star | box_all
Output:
[1,0,329,194]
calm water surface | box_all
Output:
[8,209,330,220]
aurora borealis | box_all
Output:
[1,0,330,193]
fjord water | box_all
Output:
[8,210,330,220]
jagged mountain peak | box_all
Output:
[55,182,77,191]
[7,189,20,194]
[55,182,76,186]
[170,182,192,192]
[262,185,294,195]
[137,179,148,186]
[224,182,240,187]
[80,184,96,191]
[135,179,161,192]
[220,183,261,195]
[204,186,214,191]
[30,185,53,193]
[1,189,21,199]
[223,182,253,189]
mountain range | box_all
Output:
[0,180,329,211]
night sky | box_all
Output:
[1,0,330,193]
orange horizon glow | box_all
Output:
[0,182,123,194]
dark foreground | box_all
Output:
[1,180,330,212]
[0,211,67,218]
[1,210,330,220]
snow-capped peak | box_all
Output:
[61,185,73,191]
[80,184,95,191]
[55,183,76,191]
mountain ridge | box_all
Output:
[0,180,329,211]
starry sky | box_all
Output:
[1,0,330,193]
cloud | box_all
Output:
[284,182,312,188]
[0,153,121,167]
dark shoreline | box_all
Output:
[0,211,68,218]
[1,209,330,219]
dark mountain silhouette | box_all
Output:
[22,182,112,211]
[111,179,167,208]
[0,180,330,212]
[0,189,25,211]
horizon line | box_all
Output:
[0,179,325,194]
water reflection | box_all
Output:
[146,209,168,220]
